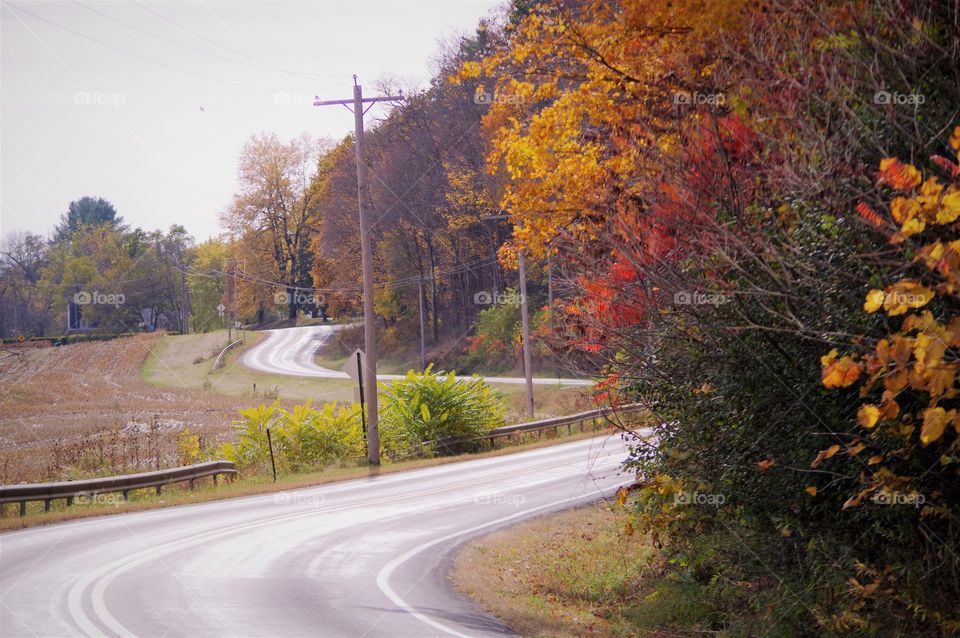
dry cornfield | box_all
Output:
[0,334,253,483]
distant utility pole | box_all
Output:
[517,244,535,418]
[482,213,534,417]
[315,77,403,466]
[225,259,233,342]
[418,273,427,371]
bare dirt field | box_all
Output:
[0,333,252,483]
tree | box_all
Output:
[221,133,328,321]
[54,196,122,240]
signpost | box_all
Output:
[341,349,367,444]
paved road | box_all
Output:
[0,436,629,637]
[241,325,593,386]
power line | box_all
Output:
[129,0,343,85]
[74,1,341,88]
[5,2,276,92]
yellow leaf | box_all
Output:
[900,216,925,238]
[820,349,838,367]
[890,196,918,224]
[825,444,841,459]
[615,487,628,508]
[857,404,880,429]
[863,289,885,313]
[921,407,949,445]
[848,442,866,456]
[805,486,817,496]
[757,458,775,471]
[883,281,934,316]
[950,125,960,152]
[822,357,862,388]
[867,455,883,465]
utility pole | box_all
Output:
[517,244,535,418]
[315,77,403,466]
[481,213,535,417]
[546,251,553,309]
[225,259,233,342]
[418,273,427,371]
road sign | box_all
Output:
[217,304,225,317]
[342,349,365,405]
[341,349,365,382]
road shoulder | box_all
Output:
[451,503,663,638]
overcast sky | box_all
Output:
[0,0,502,243]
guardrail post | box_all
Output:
[156,485,162,496]
[122,490,129,501]
[44,499,51,512]
[19,501,26,517]
[66,496,73,507]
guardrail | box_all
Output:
[435,403,646,453]
[0,460,239,517]
[213,339,243,370]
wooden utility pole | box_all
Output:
[481,213,535,417]
[315,78,403,465]
[517,245,535,418]
[418,273,427,371]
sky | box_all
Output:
[0,0,503,243]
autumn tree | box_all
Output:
[222,133,328,321]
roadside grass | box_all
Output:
[0,428,616,532]
[454,503,656,638]
[453,503,752,638]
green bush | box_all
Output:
[220,401,364,473]
[379,365,506,457]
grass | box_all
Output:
[453,503,770,638]
[0,428,614,532]
[453,503,660,638]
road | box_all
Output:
[0,436,629,637]
[242,325,592,386]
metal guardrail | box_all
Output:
[0,460,239,517]
[213,339,242,370]
[435,403,646,453]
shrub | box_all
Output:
[220,401,364,473]
[379,365,506,457]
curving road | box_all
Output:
[242,325,593,386]
[0,436,629,637]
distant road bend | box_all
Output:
[0,436,630,637]
[242,325,593,386]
